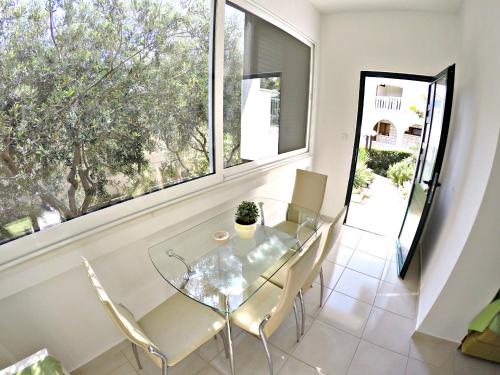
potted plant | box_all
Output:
[234,201,260,239]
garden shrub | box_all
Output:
[353,161,374,189]
[365,148,413,176]
[387,157,415,187]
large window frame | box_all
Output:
[0,0,316,267]
[219,0,315,179]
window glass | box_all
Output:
[223,2,311,168]
[0,0,213,244]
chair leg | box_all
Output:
[293,298,301,343]
[298,289,306,336]
[131,343,142,370]
[319,266,325,308]
[259,315,273,375]
[148,346,168,375]
[218,330,230,359]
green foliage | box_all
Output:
[0,0,243,243]
[409,105,425,119]
[366,149,413,176]
[387,158,415,187]
[235,201,260,225]
[353,161,374,189]
[358,147,368,164]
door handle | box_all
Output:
[424,179,442,187]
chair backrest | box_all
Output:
[264,233,322,336]
[302,206,346,289]
[291,169,328,214]
[81,257,163,368]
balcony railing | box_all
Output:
[374,96,402,111]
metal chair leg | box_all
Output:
[298,289,306,336]
[319,266,325,307]
[259,315,273,375]
[293,298,301,343]
[148,346,168,375]
[218,330,230,359]
[131,342,142,370]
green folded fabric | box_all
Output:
[14,356,65,375]
[469,299,500,333]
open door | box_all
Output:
[397,64,455,278]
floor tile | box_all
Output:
[338,227,363,249]
[314,260,345,288]
[327,243,355,266]
[293,320,359,375]
[356,233,394,259]
[72,347,129,375]
[405,358,452,375]
[335,269,380,304]
[409,332,455,370]
[363,307,415,356]
[269,310,313,354]
[196,365,222,375]
[303,283,333,318]
[454,350,498,375]
[109,363,138,375]
[196,335,226,362]
[381,260,419,293]
[278,356,326,374]
[347,340,407,375]
[211,332,288,375]
[317,291,372,337]
[347,251,385,278]
[374,281,418,319]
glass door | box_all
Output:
[397,65,455,278]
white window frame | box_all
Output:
[219,0,316,179]
[0,0,317,268]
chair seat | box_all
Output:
[231,278,283,337]
[138,292,225,366]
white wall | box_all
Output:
[416,0,500,342]
[314,11,459,217]
[0,0,320,371]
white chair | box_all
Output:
[264,207,346,332]
[82,257,227,375]
[230,234,322,375]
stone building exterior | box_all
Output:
[361,77,428,152]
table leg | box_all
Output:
[225,299,235,375]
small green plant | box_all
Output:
[353,161,374,189]
[235,201,260,225]
[366,148,413,176]
[387,157,415,187]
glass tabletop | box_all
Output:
[148,197,321,313]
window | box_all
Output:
[223,2,311,168]
[376,84,403,97]
[405,126,422,136]
[0,0,213,244]
[375,121,392,136]
[0,0,315,251]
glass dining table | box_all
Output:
[148,197,322,374]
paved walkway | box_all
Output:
[346,174,408,237]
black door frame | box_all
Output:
[344,71,434,226]
[396,65,455,278]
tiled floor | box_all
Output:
[72,226,500,375]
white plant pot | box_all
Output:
[234,222,257,239]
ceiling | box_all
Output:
[309,0,463,13]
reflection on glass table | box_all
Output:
[148,198,321,314]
